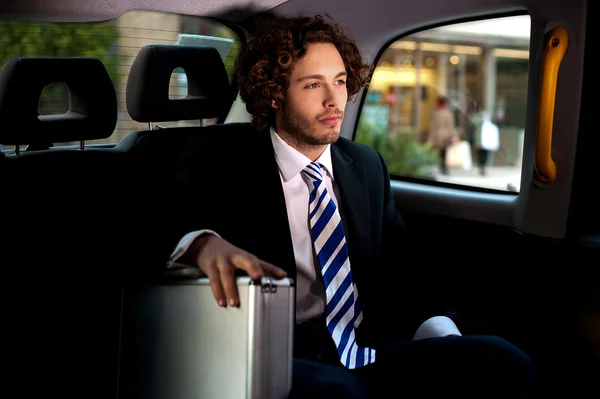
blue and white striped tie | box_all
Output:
[302,161,376,369]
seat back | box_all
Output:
[0,56,125,399]
[116,43,236,188]
[1,55,124,254]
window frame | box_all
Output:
[347,5,587,240]
[352,10,531,196]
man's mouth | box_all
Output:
[318,115,342,125]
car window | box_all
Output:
[355,15,530,193]
[0,10,241,149]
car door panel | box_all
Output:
[278,0,597,396]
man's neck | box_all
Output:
[275,130,327,162]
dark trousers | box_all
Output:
[291,319,532,399]
[439,148,448,175]
[478,148,490,174]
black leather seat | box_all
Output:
[116,44,233,167]
[0,56,125,399]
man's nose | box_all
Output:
[323,87,338,109]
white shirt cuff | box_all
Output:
[413,316,462,340]
[166,230,220,268]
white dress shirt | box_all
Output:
[170,128,461,339]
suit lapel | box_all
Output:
[331,143,372,267]
[243,131,372,278]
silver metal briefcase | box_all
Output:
[118,270,295,399]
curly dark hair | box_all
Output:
[236,14,373,131]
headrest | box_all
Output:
[126,44,232,123]
[0,57,117,146]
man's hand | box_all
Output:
[185,235,287,308]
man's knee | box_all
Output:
[478,335,531,372]
[468,335,532,395]
[290,359,371,399]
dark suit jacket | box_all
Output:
[148,122,441,346]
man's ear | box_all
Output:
[271,99,279,109]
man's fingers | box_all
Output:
[200,242,285,309]
[218,259,240,307]
[203,264,227,307]
[230,253,286,280]
[230,252,264,280]
[260,261,288,279]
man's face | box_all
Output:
[274,42,348,148]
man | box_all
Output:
[166,14,531,398]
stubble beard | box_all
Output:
[278,104,344,153]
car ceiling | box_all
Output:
[0,0,529,31]
[0,0,288,22]
[0,0,563,59]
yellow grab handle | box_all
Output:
[535,27,568,183]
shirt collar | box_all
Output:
[269,127,334,182]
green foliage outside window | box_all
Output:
[0,20,121,83]
[0,20,121,114]
[354,118,439,179]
